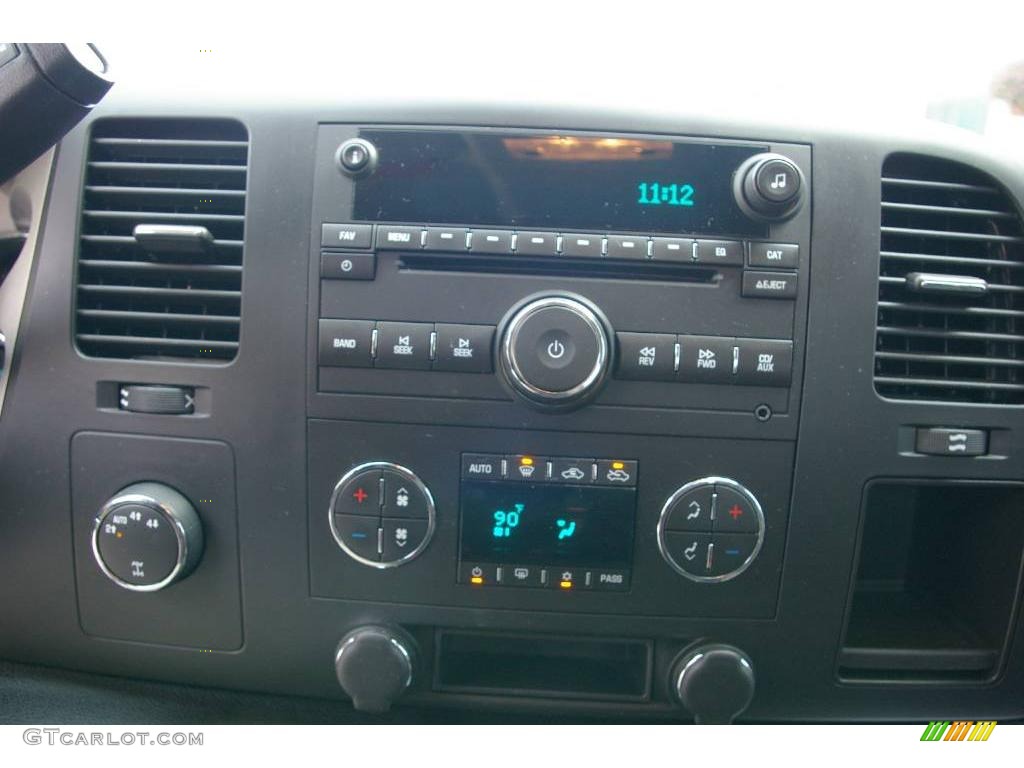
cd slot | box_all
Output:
[399,253,720,284]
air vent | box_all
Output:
[875,153,1024,404]
[75,118,248,362]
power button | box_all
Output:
[500,296,612,409]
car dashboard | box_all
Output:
[1,69,1023,724]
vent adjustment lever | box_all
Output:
[119,384,195,415]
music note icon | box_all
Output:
[770,172,787,190]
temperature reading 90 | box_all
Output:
[637,182,695,207]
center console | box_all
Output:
[304,126,810,708]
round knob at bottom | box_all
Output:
[672,643,755,724]
[334,626,416,713]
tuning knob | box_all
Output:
[672,643,755,724]
[92,482,203,592]
[498,293,613,410]
[335,626,416,713]
[734,152,804,221]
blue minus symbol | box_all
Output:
[725,548,741,556]
[351,532,368,539]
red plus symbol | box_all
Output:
[729,504,743,520]
[352,487,369,504]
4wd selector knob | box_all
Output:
[92,482,204,592]
[499,294,613,410]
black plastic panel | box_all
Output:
[308,419,792,619]
[0,98,1022,723]
[71,432,243,649]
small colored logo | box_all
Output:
[920,721,997,742]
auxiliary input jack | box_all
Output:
[754,404,772,422]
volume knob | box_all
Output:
[734,152,804,221]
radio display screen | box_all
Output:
[459,480,636,567]
[352,129,769,237]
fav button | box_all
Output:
[375,321,433,370]
[321,223,373,249]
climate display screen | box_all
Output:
[459,481,636,567]
[351,129,768,237]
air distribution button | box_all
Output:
[499,295,612,409]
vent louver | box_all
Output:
[875,153,1024,404]
[75,118,248,362]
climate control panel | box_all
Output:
[657,478,765,582]
[329,462,436,568]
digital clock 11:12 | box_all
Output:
[637,182,695,207]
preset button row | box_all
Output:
[326,222,800,269]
